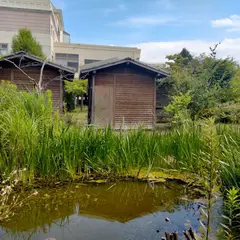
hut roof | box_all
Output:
[79,57,169,79]
[0,51,75,80]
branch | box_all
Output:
[3,58,37,86]
[38,61,46,92]
[43,73,74,90]
[3,57,74,94]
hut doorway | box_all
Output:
[94,84,114,127]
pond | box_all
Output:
[0,181,212,240]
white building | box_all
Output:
[0,0,141,73]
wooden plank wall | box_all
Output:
[94,65,155,129]
[115,74,155,129]
[94,74,114,126]
[0,68,62,111]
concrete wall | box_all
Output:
[0,7,52,57]
[63,33,70,43]
[0,0,51,11]
[54,42,141,69]
[0,1,142,68]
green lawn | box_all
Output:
[65,107,88,125]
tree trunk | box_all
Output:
[81,94,84,111]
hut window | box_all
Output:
[0,43,8,56]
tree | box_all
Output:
[166,48,193,69]
[64,79,88,111]
[12,28,45,58]
[231,67,240,102]
[165,45,239,120]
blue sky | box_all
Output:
[52,0,240,62]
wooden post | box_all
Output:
[188,228,196,239]
[183,231,191,240]
[153,76,157,127]
[60,71,63,113]
[113,74,116,128]
[91,74,95,124]
[173,232,178,240]
[165,232,171,240]
[80,93,83,111]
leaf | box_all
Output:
[44,194,50,199]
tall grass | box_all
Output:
[1,81,240,187]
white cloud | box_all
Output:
[132,38,240,63]
[212,15,240,32]
[115,16,178,27]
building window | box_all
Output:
[0,43,8,56]
[84,59,101,64]
[55,53,79,72]
[67,62,79,71]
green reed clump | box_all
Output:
[1,82,240,185]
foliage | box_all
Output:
[2,83,240,238]
[230,68,240,102]
[165,46,239,121]
[1,82,240,185]
[11,28,45,58]
[166,48,193,69]
[164,93,191,124]
[211,102,240,124]
[198,119,222,240]
[0,81,204,181]
[64,79,88,96]
[221,188,240,239]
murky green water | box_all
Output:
[0,182,204,240]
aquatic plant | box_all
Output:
[221,188,240,239]
[0,169,38,222]
[198,118,222,240]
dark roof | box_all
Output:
[144,63,169,72]
[0,51,75,80]
[79,57,169,79]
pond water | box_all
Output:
[0,182,205,240]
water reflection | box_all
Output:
[0,182,201,240]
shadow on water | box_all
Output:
[0,182,204,240]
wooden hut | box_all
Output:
[79,58,169,129]
[0,51,75,111]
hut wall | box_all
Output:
[0,67,62,110]
[93,64,155,129]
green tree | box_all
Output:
[231,68,240,102]
[12,28,45,58]
[64,79,88,111]
[166,48,193,69]
[165,45,239,120]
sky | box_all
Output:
[52,0,240,63]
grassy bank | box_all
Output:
[2,82,240,238]
[0,82,240,190]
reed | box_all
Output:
[1,82,240,189]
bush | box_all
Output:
[203,102,240,124]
